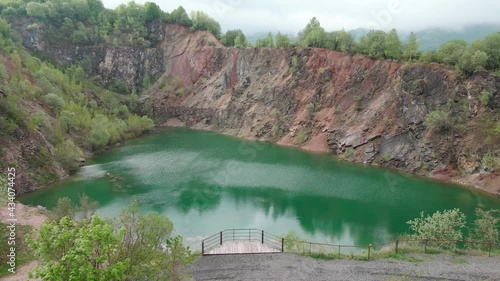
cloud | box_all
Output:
[102,0,500,34]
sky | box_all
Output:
[101,0,500,35]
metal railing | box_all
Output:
[201,229,284,255]
[202,229,500,259]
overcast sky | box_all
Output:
[102,0,500,34]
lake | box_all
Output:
[19,128,500,250]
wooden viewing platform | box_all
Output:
[202,229,284,256]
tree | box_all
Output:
[144,2,162,22]
[336,30,356,53]
[385,28,402,59]
[438,40,468,66]
[407,209,466,249]
[403,32,420,61]
[234,34,246,48]
[275,32,291,48]
[27,216,129,281]
[190,11,221,38]
[458,48,489,75]
[359,30,386,58]
[256,32,274,47]
[55,139,83,172]
[298,17,327,48]
[90,114,110,149]
[424,110,452,133]
[479,32,500,69]
[26,2,48,20]
[44,93,65,114]
[168,6,192,27]
[469,209,500,249]
[223,29,246,47]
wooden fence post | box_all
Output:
[368,244,372,260]
[424,239,428,253]
[281,238,284,252]
[202,241,204,256]
[220,231,222,245]
[262,230,264,244]
[395,240,399,254]
[489,242,493,257]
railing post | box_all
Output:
[489,242,492,257]
[424,239,428,253]
[368,244,372,260]
[309,242,311,254]
[338,245,341,258]
[262,230,264,244]
[249,229,251,241]
[220,231,222,245]
[233,229,234,241]
[202,241,204,256]
[281,238,284,252]
[395,240,399,254]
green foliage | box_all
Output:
[469,208,500,244]
[55,139,84,172]
[27,216,129,281]
[407,209,466,248]
[359,30,386,58]
[403,32,420,61]
[44,93,65,114]
[275,32,291,48]
[256,32,274,47]
[424,110,452,133]
[385,29,402,59]
[294,128,306,144]
[480,91,491,106]
[223,29,247,47]
[167,6,192,27]
[144,2,162,22]
[50,197,76,221]
[191,11,221,38]
[127,115,155,137]
[383,153,392,161]
[458,49,489,75]
[480,151,498,171]
[438,40,468,66]
[298,17,327,48]
[341,147,355,159]
[90,114,111,149]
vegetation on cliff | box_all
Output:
[0,17,154,191]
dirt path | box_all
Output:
[188,253,500,281]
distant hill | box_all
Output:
[246,32,296,45]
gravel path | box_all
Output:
[188,253,500,281]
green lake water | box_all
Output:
[19,128,500,249]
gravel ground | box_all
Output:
[188,253,500,281]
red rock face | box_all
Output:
[152,24,499,195]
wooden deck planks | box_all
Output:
[207,241,281,255]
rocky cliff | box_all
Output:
[19,23,500,195]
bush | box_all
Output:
[424,110,452,133]
[469,208,500,245]
[44,93,65,114]
[294,128,306,144]
[55,139,84,173]
[480,152,498,171]
[127,115,155,137]
[407,209,466,248]
[480,91,491,106]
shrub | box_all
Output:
[341,147,355,159]
[480,152,498,171]
[407,209,466,249]
[480,91,491,106]
[55,139,84,173]
[424,110,452,133]
[469,208,500,245]
[44,93,65,114]
[294,128,306,144]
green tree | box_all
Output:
[55,139,83,172]
[298,17,327,48]
[27,216,129,281]
[168,6,192,27]
[222,29,246,47]
[385,28,402,59]
[275,32,291,48]
[190,11,221,38]
[469,209,500,247]
[407,209,466,248]
[424,110,452,133]
[234,34,246,48]
[479,32,500,70]
[438,40,468,66]
[44,93,65,114]
[359,30,386,58]
[336,30,356,53]
[144,2,162,22]
[403,32,420,61]
[458,48,489,75]
[256,32,274,47]
[90,114,111,149]
[26,2,48,20]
